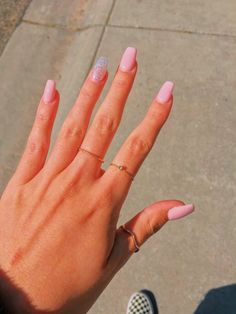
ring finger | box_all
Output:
[44,56,108,177]
[71,47,138,178]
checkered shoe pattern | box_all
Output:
[126,292,154,314]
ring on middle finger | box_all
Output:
[79,147,104,163]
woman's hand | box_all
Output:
[0,47,194,313]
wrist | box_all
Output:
[0,267,57,314]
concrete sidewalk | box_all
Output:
[0,1,236,313]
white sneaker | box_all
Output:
[126,289,158,314]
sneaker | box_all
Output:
[126,289,158,314]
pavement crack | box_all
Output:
[22,19,104,32]
[84,0,117,78]
[107,24,236,38]
[22,18,236,39]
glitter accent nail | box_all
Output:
[91,56,108,82]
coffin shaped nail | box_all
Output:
[156,81,174,104]
[43,80,56,104]
[119,47,137,72]
[91,56,108,82]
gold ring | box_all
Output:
[120,224,140,253]
[79,148,104,163]
[110,163,134,180]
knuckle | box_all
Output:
[143,208,155,235]
[80,86,94,101]
[36,108,51,124]
[126,135,151,156]
[61,124,84,140]
[149,107,167,125]
[94,114,117,135]
[99,183,114,205]
[113,76,127,89]
[1,185,25,208]
[27,138,47,155]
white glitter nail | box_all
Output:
[92,56,108,81]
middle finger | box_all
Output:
[75,47,137,177]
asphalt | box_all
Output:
[0,1,236,313]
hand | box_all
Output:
[0,47,194,313]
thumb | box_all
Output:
[107,200,194,271]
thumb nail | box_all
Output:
[168,204,194,220]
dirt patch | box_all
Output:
[0,0,32,56]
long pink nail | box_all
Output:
[168,204,194,220]
[43,80,56,104]
[156,81,174,103]
[119,47,137,72]
[91,56,108,82]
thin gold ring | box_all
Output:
[110,163,134,180]
[79,148,104,163]
[120,224,140,253]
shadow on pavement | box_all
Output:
[194,284,236,314]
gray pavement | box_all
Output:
[0,1,236,313]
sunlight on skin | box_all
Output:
[0,47,194,314]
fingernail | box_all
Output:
[91,56,108,82]
[168,204,194,221]
[119,47,137,72]
[43,80,56,104]
[156,81,174,103]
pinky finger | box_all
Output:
[107,200,194,271]
[11,80,59,186]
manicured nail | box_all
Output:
[156,81,174,103]
[168,204,194,220]
[43,80,56,104]
[119,47,137,72]
[91,56,108,82]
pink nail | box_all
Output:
[156,81,174,103]
[119,47,137,72]
[168,204,194,220]
[43,80,56,104]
